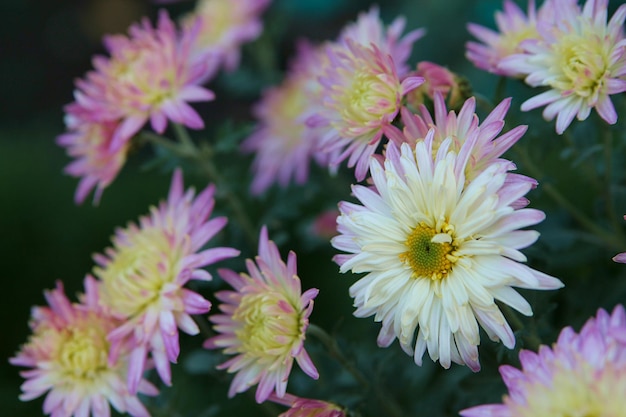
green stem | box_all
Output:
[194,144,258,246]
[562,130,603,191]
[192,314,214,340]
[513,144,626,251]
[139,131,192,156]
[307,324,370,389]
[307,324,405,417]
[172,122,196,152]
[493,76,507,105]
[602,124,625,237]
[141,127,258,246]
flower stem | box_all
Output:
[562,130,603,191]
[194,143,258,246]
[602,124,625,239]
[307,324,370,389]
[493,76,507,104]
[172,122,196,152]
[513,143,626,252]
[140,126,258,246]
[192,314,214,339]
[307,324,405,417]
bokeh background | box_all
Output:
[3,1,626,416]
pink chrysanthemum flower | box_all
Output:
[338,6,425,78]
[204,226,319,403]
[242,41,329,194]
[57,118,130,204]
[10,278,158,417]
[271,393,345,417]
[466,0,568,76]
[312,39,423,181]
[405,61,468,110]
[461,305,626,417]
[92,169,239,393]
[332,138,563,371]
[386,92,532,193]
[69,10,217,149]
[182,0,271,71]
[500,0,626,134]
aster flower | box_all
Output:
[499,0,626,134]
[241,40,329,194]
[466,0,568,76]
[57,118,130,204]
[312,39,423,181]
[182,0,271,71]
[385,92,531,191]
[92,169,239,393]
[204,226,319,403]
[461,305,626,417]
[69,10,217,150]
[10,278,158,417]
[270,393,345,417]
[332,138,563,371]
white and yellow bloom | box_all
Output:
[332,136,563,371]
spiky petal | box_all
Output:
[500,0,626,134]
[461,305,626,417]
[182,0,271,71]
[10,278,158,417]
[92,169,239,393]
[67,10,217,150]
[204,226,319,403]
[57,118,130,204]
[332,137,562,371]
[466,0,571,76]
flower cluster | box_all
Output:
[332,105,563,370]
[58,2,269,204]
[92,169,239,393]
[59,10,217,204]
[13,1,626,417]
[12,170,240,416]
[243,6,425,190]
[468,0,626,133]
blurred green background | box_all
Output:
[3,1,626,416]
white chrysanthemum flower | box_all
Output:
[332,136,563,371]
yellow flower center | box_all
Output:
[509,361,626,417]
[332,65,399,137]
[269,77,307,148]
[58,321,109,383]
[551,25,610,99]
[95,227,182,318]
[188,0,237,46]
[497,25,538,56]
[233,291,301,363]
[399,222,456,280]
